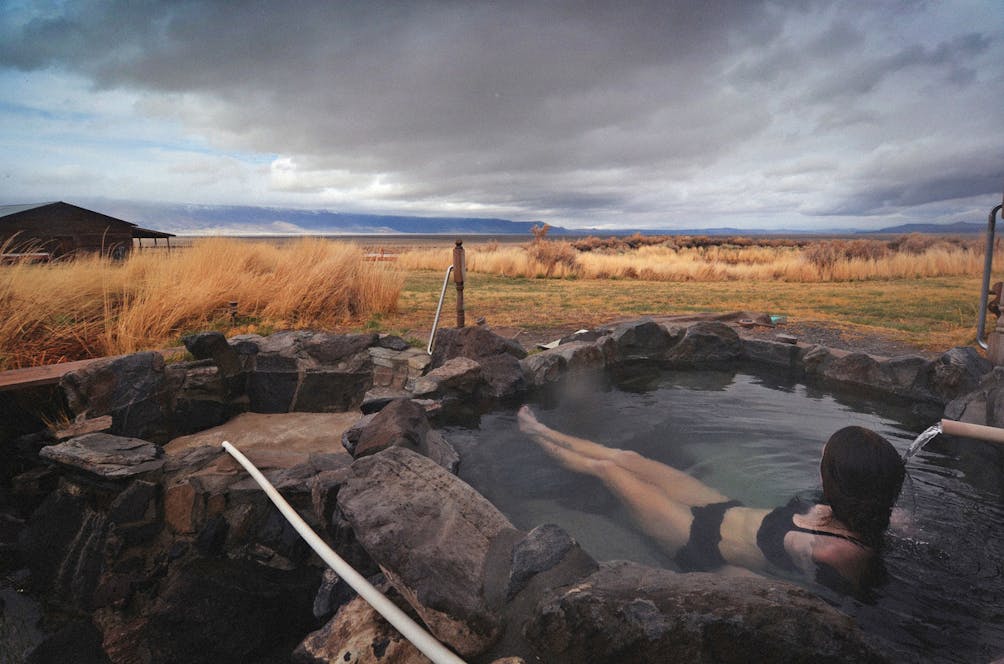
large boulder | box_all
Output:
[524,561,889,663]
[428,327,528,399]
[166,360,237,436]
[343,398,459,472]
[337,447,516,657]
[664,321,742,365]
[429,326,527,368]
[410,357,483,399]
[917,347,991,404]
[17,485,111,609]
[520,352,566,387]
[522,341,608,387]
[609,318,679,362]
[477,354,527,399]
[60,351,174,443]
[241,332,378,413]
[505,524,581,600]
[740,338,803,370]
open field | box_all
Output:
[0,235,996,370]
[386,269,985,353]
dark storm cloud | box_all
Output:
[814,145,1004,216]
[2,0,1002,227]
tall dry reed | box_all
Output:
[0,238,403,369]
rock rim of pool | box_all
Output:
[6,315,1001,663]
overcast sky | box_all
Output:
[1,1,1002,230]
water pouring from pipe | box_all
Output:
[902,422,942,461]
[903,419,1004,461]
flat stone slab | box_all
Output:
[39,433,163,479]
[164,412,360,476]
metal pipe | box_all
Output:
[428,265,454,354]
[221,442,467,664]
[977,199,1004,349]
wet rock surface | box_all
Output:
[524,561,890,664]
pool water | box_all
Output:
[446,367,1004,663]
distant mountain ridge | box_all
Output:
[860,221,984,234]
[100,202,554,236]
[89,201,986,236]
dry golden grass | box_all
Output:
[2,234,998,369]
[0,238,403,370]
[398,237,986,282]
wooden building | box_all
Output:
[0,201,175,260]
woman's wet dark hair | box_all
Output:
[821,426,905,547]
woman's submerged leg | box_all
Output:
[530,432,695,552]
[518,405,728,507]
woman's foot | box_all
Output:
[517,405,546,436]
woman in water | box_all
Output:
[517,405,905,587]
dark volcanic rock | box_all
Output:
[477,353,527,398]
[182,331,242,378]
[26,619,111,664]
[429,326,528,369]
[520,352,566,387]
[506,524,576,600]
[740,338,803,371]
[246,352,300,413]
[348,398,430,457]
[294,576,426,664]
[525,560,889,664]
[411,357,483,398]
[664,321,742,365]
[294,366,372,412]
[39,433,164,480]
[60,351,174,442]
[133,559,318,664]
[377,334,411,351]
[18,486,112,609]
[609,318,678,362]
[919,347,992,404]
[343,398,460,472]
[337,446,515,657]
[299,332,379,365]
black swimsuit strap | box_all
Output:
[788,523,868,548]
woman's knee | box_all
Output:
[612,449,643,465]
[589,458,617,478]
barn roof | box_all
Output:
[0,201,175,238]
[133,227,175,239]
[0,202,60,218]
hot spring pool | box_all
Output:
[446,366,1004,663]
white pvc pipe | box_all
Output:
[428,265,455,355]
[940,419,1004,445]
[221,441,467,664]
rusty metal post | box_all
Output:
[453,239,466,328]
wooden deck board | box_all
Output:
[0,348,184,392]
[0,358,98,392]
